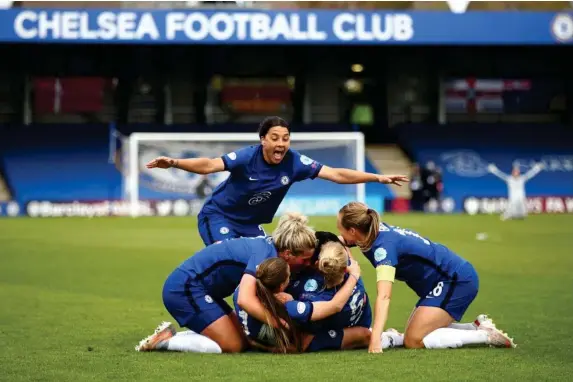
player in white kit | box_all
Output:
[487,162,544,220]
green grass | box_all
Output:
[1,214,573,381]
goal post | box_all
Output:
[126,132,365,217]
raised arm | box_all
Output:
[317,166,409,186]
[487,164,509,181]
[306,260,361,321]
[522,163,544,181]
[146,156,225,175]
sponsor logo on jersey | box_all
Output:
[248,191,272,206]
[374,247,387,262]
[304,279,318,292]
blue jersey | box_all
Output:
[233,287,314,347]
[364,223,471,298]
[201,145,323,224]
[287,271,369,331]
[176,237,277,300]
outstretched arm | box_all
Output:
[522,163,544,181]
[146,156,225,175]
[318,166,409,186]
[487,164,509,181]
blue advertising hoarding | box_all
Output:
[0,8,571,45]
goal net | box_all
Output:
[124,132,365,217]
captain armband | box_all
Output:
[376,265,396,283]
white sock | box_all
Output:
[448,322,476,330]
[381,331,404,349]
[423,328,488,349]
[158,331,222,353]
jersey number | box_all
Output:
[427,282,444,297]
[349,291,365,326]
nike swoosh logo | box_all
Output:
[249,177,258,181]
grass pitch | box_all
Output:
[1,214,573,381]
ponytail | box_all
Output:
[362,208,380,252]
[255,279,302,354]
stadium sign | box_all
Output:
[0,196,384,218]
[463,196,573,215]
[0,9,570,44]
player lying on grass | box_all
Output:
[234,239,404,353]
[337,202,517,353]
[146,115,408,246]
[135,213,317,354]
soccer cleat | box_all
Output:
[473,314,494,329]
[479,321,517,348]
[135,321,176,352]
[385,328,403,336]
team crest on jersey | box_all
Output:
[328,330,337,338]
[300,155,314,165]
[204,295,213,304]
[374,247,387,262]
[281,176,290,185]
[304,279,318,292]
[219,227,229,235]
[227,152,237,160]
[297,302,306,314]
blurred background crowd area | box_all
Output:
[0,1,572,217]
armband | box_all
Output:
[376,265,396,283]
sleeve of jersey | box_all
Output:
[291,150,323,181]
[373,240,399,283]
[244,250,274,277]
[285,301,313,323]
[221,146,252,172]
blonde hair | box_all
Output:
[339,202,380,251]
[318,242,349,288]
[272,212,316,255]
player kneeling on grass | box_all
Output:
[135,213,317,354]
[234,242,403,353]
[337,202,517,353]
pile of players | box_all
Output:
[135,116,516,354]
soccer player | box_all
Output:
[146,116,408,245]
[234,240,404,353]
[135,213,317,354]
[336,202,517,353]
[488,162,544,220]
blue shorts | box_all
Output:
[306,329,344,352]
[197,212,266,246]
[162,269,232,333]
[416,263,479,322]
